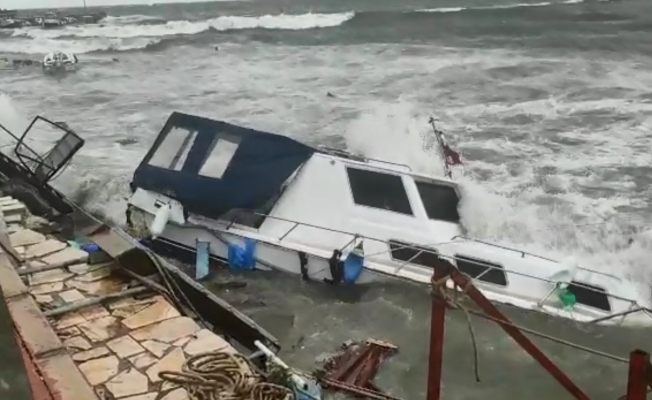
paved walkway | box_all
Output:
[0,196,241,400]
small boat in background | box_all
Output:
[42,51,78,74]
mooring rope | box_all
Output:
[431,274,482,383]
[430,272,631,366]
[159,351,294,400]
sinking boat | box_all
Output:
[42,51,78,74]
[126,112,652,325]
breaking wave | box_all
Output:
[0,37,162,55]
[11,12,355,40]
[0,0,634,55]
[101,14,167,25]
[1,11,355,54]
[417,0,585,13]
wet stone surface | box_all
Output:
[11,227,240,400]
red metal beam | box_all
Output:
[445,266,591,400]
[427,266,449,400]
[328,340,395,386]
[626,350,649,400]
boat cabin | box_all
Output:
[131,112,464,243]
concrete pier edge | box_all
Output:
[0,219,99,400]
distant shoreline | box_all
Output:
[0,9,107,30]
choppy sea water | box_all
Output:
[2,0,652,398]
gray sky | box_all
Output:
[2,0,205,10]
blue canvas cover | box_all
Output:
[131,112,316,220]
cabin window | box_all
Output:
[149,127,198,171]
[346,167,413,215]
[199,135,240,179]
[415,181,460,223]
[567,281,611,312]
[389,240,439,267]
[455,255,507,286]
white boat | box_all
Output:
[42,51,78,74]
[126,112,652,326]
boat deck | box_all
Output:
[0,197,240,400]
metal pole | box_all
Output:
[427,264,450,400]
[626,350,649,400]
[44,286,148,317]
[428,117,451,178]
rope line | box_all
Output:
[467,307,629,363]
[431,273,481,382]
[430,274,630,365]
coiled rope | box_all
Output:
[159,351,294,400]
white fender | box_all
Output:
[150,203,171,239]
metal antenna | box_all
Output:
[428,116,451,178]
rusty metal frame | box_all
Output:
[626,350,652,400]
[427,258,592,400]
[320,339,402,400]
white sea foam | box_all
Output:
[11,12,355,40]
[418,0,584,13]
[3,11,354,54]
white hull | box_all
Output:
[128,205,649,325]
[131,209,380,284]
[43,64,76,74]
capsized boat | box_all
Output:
[126,112,652,325]
[42,51,78,74]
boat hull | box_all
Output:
[128,205,652,325]
[43,63,76,74]
[129,208,381,285]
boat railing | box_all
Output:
[317,146,413,171]
[451,235,621,280]
[248,212,652,325]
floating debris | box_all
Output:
[317,339,400,400]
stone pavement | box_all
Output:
[0,197,240,400]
